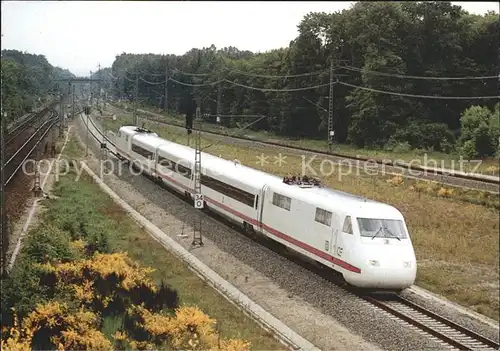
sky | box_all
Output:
[1,1,499,77]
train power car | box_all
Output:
[115,125,417,291]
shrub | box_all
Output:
[393,142,411,153]
[123,305,251,351]
[38,252,179,316]
[458,105,498,157]
[1,310,32,351]
[45,180,116,254]
[22,224,76,264]
[2,302,112,351]
[392,121,455,151]
[461,139,477,159]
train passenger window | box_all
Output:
[342,216,353,234]
[201,174,254,207]
[272,193,291,211]
[315,208,332,226]
[131,143,153,159]
[158,155,192,178]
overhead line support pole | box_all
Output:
[164,62,169,112]
[72,84,75,124]
[217,71,222,124]
[90,70,93,108]
[134,74,139,126]
[191,105,203,248]
[59,93,64,135]
[328,59,334,153]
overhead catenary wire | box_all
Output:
[172,68,212,77]
[222,67,329,78]
[223,79,331,92]
[338,65,499,80]
[121,74,499,99]
[139,77,167,85]
[337,81,500,100]
[119,63,497,81]
[169,77,223,87]
[112,62,499,99]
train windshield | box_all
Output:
[357,218,408,240]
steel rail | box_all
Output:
[5,117,59,185]
[6,102,59,145]
[363,295,499,350]
[83,113,500,350]
[5,112,56,167]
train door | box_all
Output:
[258,184,269,229]
[333,215,355,263]
[330,212,342,256]
[331,227,339,257]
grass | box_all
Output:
[103,110,500,321]
[118,102,500,176]
[2,131,284,350]
[57,133,284,349]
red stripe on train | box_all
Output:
[122,150,361,274]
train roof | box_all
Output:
[119,125,403,219]
[272,184,403,219]
[154,137,283,189]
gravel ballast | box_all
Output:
[71,115,466,351]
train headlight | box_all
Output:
[403,261,412,268]
[368,260,379,266]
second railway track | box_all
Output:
[123,106,500,193]
[4,109,59,185]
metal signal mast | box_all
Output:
[191,106,203,247]
[328,59,335,153]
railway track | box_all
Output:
[83,113,500,351]
[4,110,59,185]
[124,106,500,193]
[362,294,499,350]
[5,102,59,145]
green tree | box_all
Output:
[458,105,496,157]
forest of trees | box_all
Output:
[1,49,76,123]
[108,2,499,156]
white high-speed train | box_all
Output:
[115,125,417,291]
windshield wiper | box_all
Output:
[371,226,384,240]
[384,226,401,241]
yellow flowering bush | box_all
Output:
[1,309,33,351]
[3,253,250,351]
[220,338,252,351]
[1,302,112,351]
[40,252,157,292]
[123,304,250,351]
[37,252,177,313]
[160,306,219,349]
[70,239,87,255]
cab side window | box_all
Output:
[342,216,353,234]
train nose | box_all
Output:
[345,259,417,289]
[364,259,417,289]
